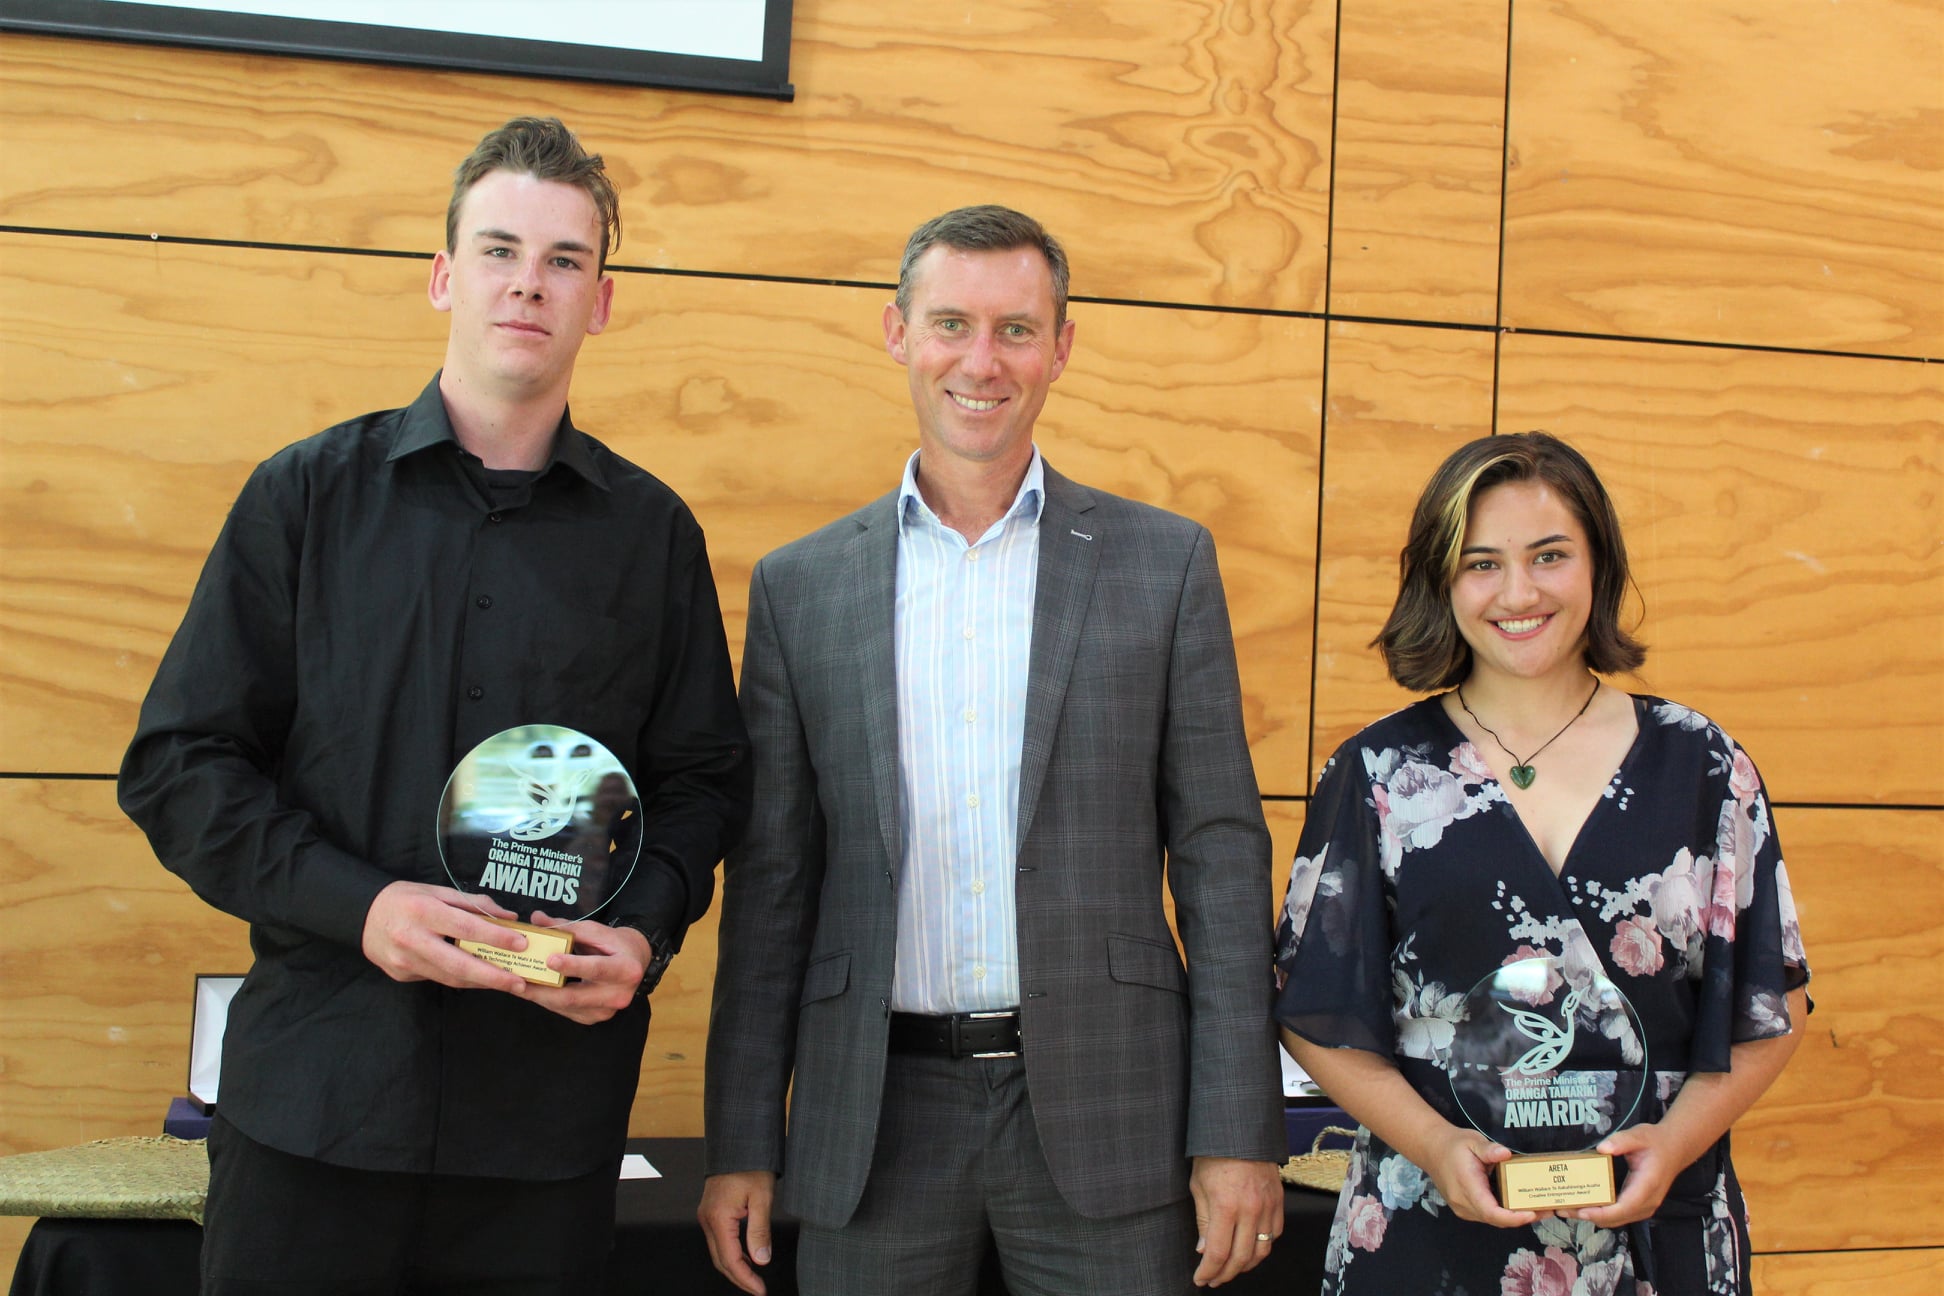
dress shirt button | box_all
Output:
[475,595,493,610]
[488,512,503,524]
[971,879,986,895]
[964,549,979,562]
[966,793,980,809]
[963,708,976,723]
[973,965,987,980]
[962,626,975,640]
[466,685,484,701]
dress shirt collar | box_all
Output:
[383,373,610,491]
[896,447,1045,539]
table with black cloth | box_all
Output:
[10,1138,1333,1295]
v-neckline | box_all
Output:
[1429,693,1647,885]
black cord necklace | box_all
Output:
[1456,678,1600,789]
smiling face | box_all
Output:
[1449,479,1595,685]
[428,169,614,403]
[883,244,1075,476]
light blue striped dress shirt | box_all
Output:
[889,449,1042,1014]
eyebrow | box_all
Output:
[471,228,596,256]
[1460,533,1573,555]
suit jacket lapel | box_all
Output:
[1017,463,1099,846]
[845,493,905,872]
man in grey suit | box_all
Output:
[699,205,1284,1296]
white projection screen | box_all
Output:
[0,0,794,99]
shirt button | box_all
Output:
[973,965,987,980]
[966,793,980,809]
[475,595,493,610]
[466,685,484,701]
[488,512,503,524]
[971,879,986,895]
[965,549,979,562]
[962,626,975,640]
[963,709,976,723]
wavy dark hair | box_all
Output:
[1374,431,1646,691]
[446,117,621,273]
[895,204,1071,329]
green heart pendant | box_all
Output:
[1508,764,1537,789]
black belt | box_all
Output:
[888,1009,1022,1059]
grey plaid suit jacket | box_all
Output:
[704,461,1284,1228]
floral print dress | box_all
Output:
[1274,695,1809,1296]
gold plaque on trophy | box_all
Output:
[456,917,576,989]
[1495,1149,1617,1211]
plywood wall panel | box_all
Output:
[0,779,252,1157]
[1,235,1319,782]
[1309,321,1497,774]
[1496,335,1943,806]
[0,0,1338,311]
[1329,0,1507,325]
[1046,306,1324,793]
[1503,0,1944,358]
[1735,809,1944,1253]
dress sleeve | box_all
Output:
[1273,738,1398,1057]
[1689,734,1812,1072]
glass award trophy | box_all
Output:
[1448,954,1648,1210]
[437,725,641,987]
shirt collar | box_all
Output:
[897,447,1045,539]
[384,373,610,491]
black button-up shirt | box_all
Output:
[120,376,750,1178]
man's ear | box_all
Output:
[427,249,454,313]
[883,301,910,365]
[586,273,616,337]
[1048,317,1076,383]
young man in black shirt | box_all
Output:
[121,116,750,1294]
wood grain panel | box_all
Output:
[0,0,1337,311]
[1752,1248,1944,1296]
[0,779,253,1156]
[1503,0,1944,357]
[1734,808,1944,1254]
[1046,305,1323,793]
[1496,335,1943,806]
[0,234,1320,789]
[1309,320,1497,775]
[1329,0,1507,325]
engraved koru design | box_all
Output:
[505,742,598,841]
[1502,985,1584,1076]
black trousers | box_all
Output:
[201,1115,618,1295]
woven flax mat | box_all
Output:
[1280,1125,1356,1195]
[0,1135,209,1224]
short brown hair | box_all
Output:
[1374,431,1646,691]
[446,117,621,273]
[895,205,1071,329]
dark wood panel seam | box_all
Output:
[1490,0,1515,433]
[1755,1244,1944,1256]
[3,224,1934,364]
[1307,0,1347,797]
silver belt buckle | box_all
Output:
[965,1009,1019,1059]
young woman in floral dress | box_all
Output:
[1275,433,1809,1296]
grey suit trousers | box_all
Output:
[796,1053,1199,1296]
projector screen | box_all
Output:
[0,0,795,99]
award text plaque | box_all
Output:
[1448,954,1647,1211]
[437,725,642,986]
